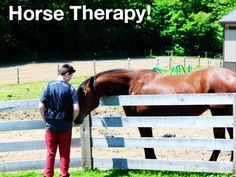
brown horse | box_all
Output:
[75,67,236,161]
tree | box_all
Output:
[0,0,236,63]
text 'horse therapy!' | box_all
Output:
[9,5,151,23]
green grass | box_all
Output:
[0,81,47,101]
[0,76,85,101]
[0,169,232,177]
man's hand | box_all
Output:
[39,102,46,122]
[73,103,80,122]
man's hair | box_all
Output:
[58,64,76,75]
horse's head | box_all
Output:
[74,76,100,124]
[74,69,134,124]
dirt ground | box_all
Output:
[0,107,231,163]
[0,57,222,84]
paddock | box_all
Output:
[0,57,222,84]
[0,93,235,174]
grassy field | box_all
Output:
[0,169,232,177]
[0,77,84,101]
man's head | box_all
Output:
[58,64,76,82]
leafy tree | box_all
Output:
[0,0,236,63]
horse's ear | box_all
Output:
[88,76,95,92]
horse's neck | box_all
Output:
[96,72,132,96]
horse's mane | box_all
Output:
[79,68,158,90]
[95,68,157,78]
[95,69,131,77]
[79,69,131,89]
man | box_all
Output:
[39,64,79,177]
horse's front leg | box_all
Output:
[209,127,225,161]
[138,127,157,159]
[227,127,233,161]
[123,107,157,159]
[209,106,232,161]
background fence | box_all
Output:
[0,57,222,84]
[0,93,235,174]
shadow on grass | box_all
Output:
[103,169,130,177]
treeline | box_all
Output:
[0,0,236,63]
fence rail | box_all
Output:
[92,116,233,128]
[100,93,234,106]
[0,93,235,174]
[93,158,232,173]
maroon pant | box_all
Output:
[44,130,72,177]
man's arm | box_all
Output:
[73,103,80,122]
[39,84,48,122]
[39,102,46,122]
[70,85,80,122]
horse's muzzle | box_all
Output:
[74,116,84,124]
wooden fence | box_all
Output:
[0,93,235,174]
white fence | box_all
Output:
[0,93,235,174]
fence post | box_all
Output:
[128,58,130,69]
[156,57,159,66]
[207,60,210,68]
[169,57,172,69]
[184,57,186,68]
[80,113,93,169]
[205,51,208,58]
[198,56,201,67]
[93,60,96,75]
[233,94,236,176]
[220,59,223,67]
[17,67,20,84]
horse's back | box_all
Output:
[127,67,236,116]
[206,67,236,93]
[130,68,203,94]
[129,67,236,95]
